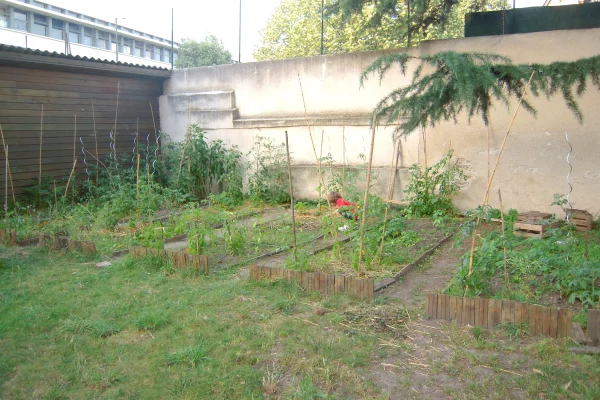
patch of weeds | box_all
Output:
[134,310,170,331]
[498,321,530,339]
[275,297,298,315]
[291,377,328,399]
[59,317,120,338]
[284,249,312,271]
[166,344,211,367]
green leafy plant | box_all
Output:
[247,136,290,204]
[404,150,465,217]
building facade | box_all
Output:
[0,0,177,68]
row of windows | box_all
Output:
[1,7,174,63]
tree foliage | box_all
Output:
[360,51,600,136]
[175,35,233,68]
[255,0,507,60]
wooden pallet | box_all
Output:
[517,211,552,222]
[514,220,560,238]
[566,209,593,232]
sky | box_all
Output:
[48,0,547,62]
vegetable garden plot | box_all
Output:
[285,218,459,279]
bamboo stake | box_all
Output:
[498,189,509,289]
[319,129,325,211]
[150,102,158,142]
[378,135,401,263]
[92,99,98,178]
[284,131,298,261]
[39,104,43,189]
[4,146,7,220]
[342,127,346,198]
[64,159,77,198]
[297,74,327,197]
[358,119,377,273]
[0,125,15,204]
[465,72,535,294]
[136,153,140,204]
[53,179,57,209]
[73,114,77,160]
[113,82,120,158]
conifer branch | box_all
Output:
[361,51,600,136]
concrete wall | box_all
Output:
[160,28,600,216]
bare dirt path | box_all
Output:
[376,239,465,308]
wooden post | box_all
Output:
[357,119,377,273]
[588,309,600,346]
[284,131,298,261]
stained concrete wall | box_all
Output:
[160,28,600,216]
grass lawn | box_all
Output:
[1,246,599,399]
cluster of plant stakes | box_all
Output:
[1,51,599,327]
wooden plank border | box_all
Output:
[248,266,374,301]
[426,295,572,339]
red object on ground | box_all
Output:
[336,198,355,208]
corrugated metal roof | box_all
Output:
[0,44,171,71]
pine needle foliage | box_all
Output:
[360,51,600,136]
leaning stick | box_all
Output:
[39,104,43,189]
[64,159,77,198]
[465,71,535,294]
[357,119,378,273]
[297,74,327,197]
[284,131,298,261]
[378,135,401,263]
[82,149,107,169]
[0,125,15,204]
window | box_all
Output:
[0,6,7,28]
[163,49,171,63]
[97,31,108,49]
[33,1,47,8]
[145,44,153,59]
[153,47,162,61]
[50,18,64,39]
[110,33,118,51]
[32,13,47,36]
[134,40,143,57]
[83,26,94,46]
[13,9,27,31]
[68,22,81,43]
[123,37,132,54]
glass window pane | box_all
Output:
[50,28,63,39]
[32,23,46,36]
[154,48,161,61]
[0,16,8,29]
[13,9,27,31]
[97,38,107,49]
[68,32,79,43]
[145,45,152,59]
[83,35,93,46]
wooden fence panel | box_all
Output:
[427,295,574,339]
